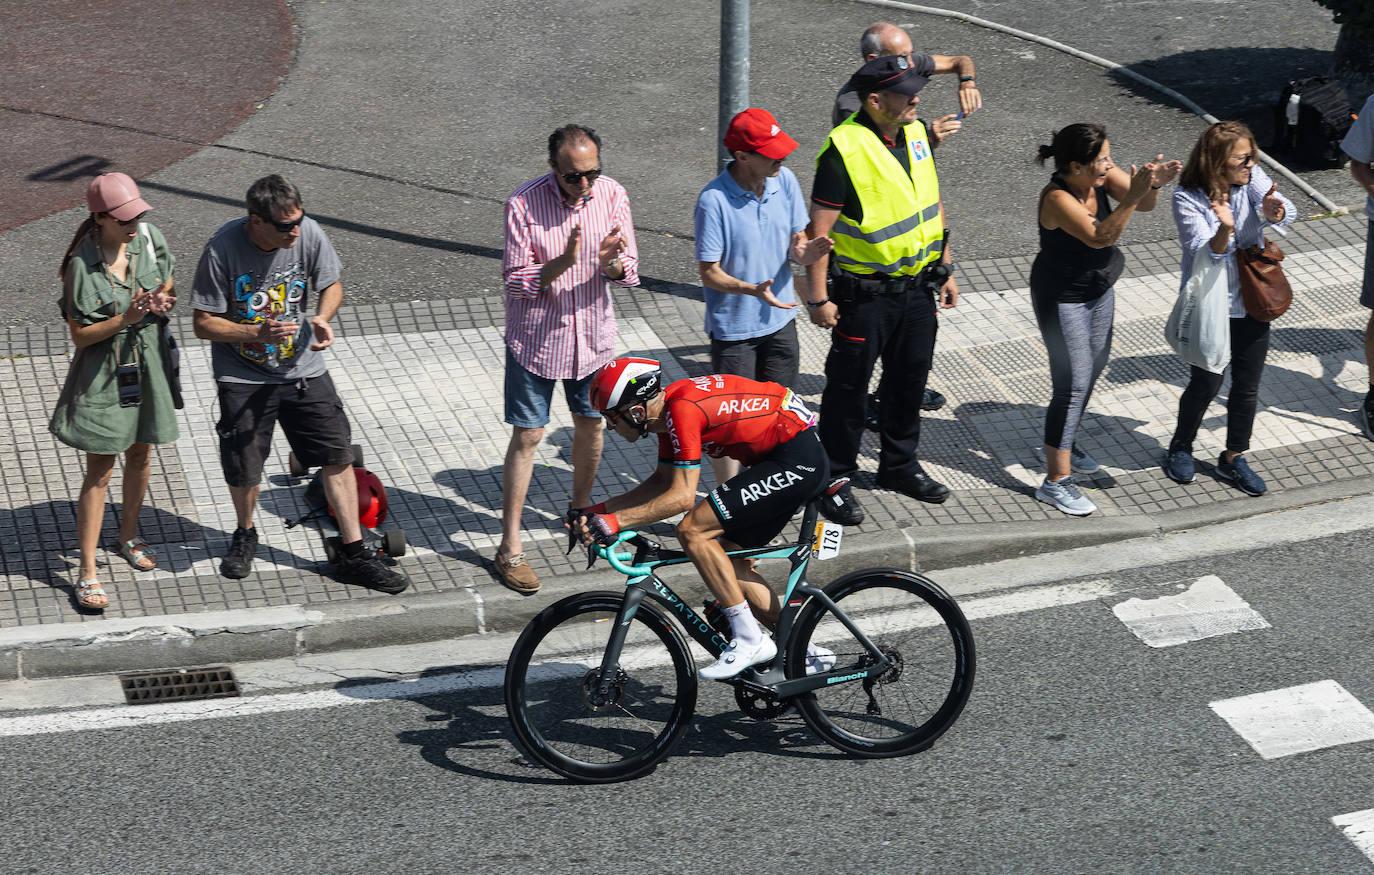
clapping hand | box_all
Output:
[748,279,796,310]
[1261,183,1286,222]
[147,281,176,316]
[1125,163,1156,202]
[122,288,153,325]
[930,113,963,146]
[1211,198,1236,230]
[598,224,626,270]
[1148,154,1183,189]
[790,233,833,265]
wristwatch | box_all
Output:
[806,297,831,308]
[958,75,976,83]
[604,257,623,278]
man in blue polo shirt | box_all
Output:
[694,108,832,481]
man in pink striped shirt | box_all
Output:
[496,124,640,594]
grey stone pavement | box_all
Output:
[1,0,1372,677]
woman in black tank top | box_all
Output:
[1027,123,1181,516]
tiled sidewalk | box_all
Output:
[2,214,1371,628]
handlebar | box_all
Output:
[595,530,654,577]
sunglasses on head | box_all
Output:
[254,212,306,233]
[560,168,602,185]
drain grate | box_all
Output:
[120,666,241,705]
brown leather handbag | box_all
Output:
[1236,239,1292,321]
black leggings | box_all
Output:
[1169,315,1271,455]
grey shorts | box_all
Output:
[1362,221,1374,309]
[708,319,800,389]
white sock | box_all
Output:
[805,643,826,659]
[722,601,762,646]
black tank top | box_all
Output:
[1030,175,1126,304]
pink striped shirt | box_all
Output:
[503,172,640,380]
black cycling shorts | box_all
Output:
[215,372,354,487]
[705,428,829,548]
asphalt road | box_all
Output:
[0,0,1364,325]
[6,524,1374,874]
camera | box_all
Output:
[116,361,142,408]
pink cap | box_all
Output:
[86,173,152,222]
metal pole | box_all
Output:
[717,0,750,170]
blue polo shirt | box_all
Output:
[694,164,809,341]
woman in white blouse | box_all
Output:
[1163,121,1294,496]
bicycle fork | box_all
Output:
[590,582,651,707]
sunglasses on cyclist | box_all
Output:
[560,168,602,185]
[254,212,306,233]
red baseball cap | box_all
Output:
[723,108,799,160]
[86,172,152,222]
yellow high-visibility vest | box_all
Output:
[821,116,944,277]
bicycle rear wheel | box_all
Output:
[787,569,974,758]
[504,591,697,783]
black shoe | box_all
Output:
[818,477,865,526]
[921,388,947,412]
[876,470,950,504]
[335,547,411,595]
[220,527,259,579]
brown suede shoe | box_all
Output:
[495,551,540,594]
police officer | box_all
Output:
[804,55,958,525]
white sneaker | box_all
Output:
[1035,475,1097,516]
[805,645,837,675]
[698,636,777,680]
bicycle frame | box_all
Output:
[591,500,895,702]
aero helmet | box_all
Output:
[590,356,662,412]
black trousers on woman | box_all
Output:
[1169,315,1271,455]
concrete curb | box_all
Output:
[4,473,1372,681]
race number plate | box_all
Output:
[812,520,843,560]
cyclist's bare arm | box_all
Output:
[608,464,700,529]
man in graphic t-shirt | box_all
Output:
[191,174,408,594]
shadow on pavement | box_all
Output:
[1108,46,1335,167]
[335,666,842,786]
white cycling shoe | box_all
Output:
[805,645,837,675]
[699,636,777,681]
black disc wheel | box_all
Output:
[786,569,974,758]
[382,529,406,557]
[505,592,697,783]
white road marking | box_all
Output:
[1209,680,1374,760]
[0,577,1120,736]
[1333,809,1374,864]
[1111,575,1270,648]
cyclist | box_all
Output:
[575,355,837,680]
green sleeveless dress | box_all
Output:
[50,223,181,455]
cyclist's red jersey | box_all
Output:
[656,374,817,468]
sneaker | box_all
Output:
[336,547,411,594]
[921,387,947,412]
[1216,454,1266,497]
[805,644,837,675]
[1034,475,1097,516]
[1163,449,1196,484]
[818,478,865,526]
[1361,399,1374,441]
[494,551,541,595]
[1033,445,1101,475]
[699,636,777,681]
[220,527,258,579]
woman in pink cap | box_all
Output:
[50,172,181,611]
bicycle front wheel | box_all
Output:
[787,569,974,758]
[504,591,697,783]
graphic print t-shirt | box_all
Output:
[191,217,341,383]
[656,374,816,468]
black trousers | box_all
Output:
[1170,315,1271,455]
[818,284,938,479]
